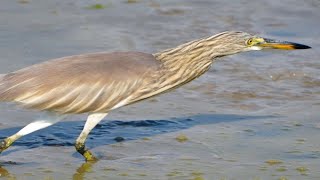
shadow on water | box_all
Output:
[0,114,276,154]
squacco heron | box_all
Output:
[0,31,310,161]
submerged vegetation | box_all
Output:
[88,4,106,10]
[175,134,189,142]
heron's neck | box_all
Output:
[153,37,224,76]
[133,38,229,101]
[154,31,240,66]
[150,38,223,93]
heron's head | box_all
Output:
[207,31,311,57]
[155,31,311,64]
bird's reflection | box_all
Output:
[72,160,98,180]
[0,166,10,176]
[0,159,97,180]
[0,165,15,179]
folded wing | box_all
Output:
[0,52,160,114]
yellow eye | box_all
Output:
[246,38,254,46]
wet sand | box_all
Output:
[0,0,319,179]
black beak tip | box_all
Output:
[293,43,311,49]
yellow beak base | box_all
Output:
[259,38,311,50]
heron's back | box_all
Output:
[0,52,161,114]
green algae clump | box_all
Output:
[265,159,283,166]
[191,171,205,180]
[88,4,106,10]
[166,171,182,177]
[276,167,287,172]
[175,134,189,142]
[118,173,129,176]
[126,0,139,3]
[296,166,308,174]
[193,176,205,180]
[278,176,288,180]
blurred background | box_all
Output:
[0,0,319,179]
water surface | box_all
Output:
[0,0,319,179]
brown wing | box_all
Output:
[0,51,160,114]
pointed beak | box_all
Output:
[258,38,311,50]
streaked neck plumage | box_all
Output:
[130,32,245,102]
[148,35,228,97]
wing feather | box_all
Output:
[0,52,160,114]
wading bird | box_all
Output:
[0,31,310,161]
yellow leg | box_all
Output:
[0,135,20,153]
[75,113,107,161]
[75,142,98,162]
[0,113,62,155]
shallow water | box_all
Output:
[0,0,319,179]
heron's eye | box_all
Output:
[246,38,254,46]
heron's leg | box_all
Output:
[0,113,64,154]
[75,113,107,161]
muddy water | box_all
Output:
[0,0,319,179]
